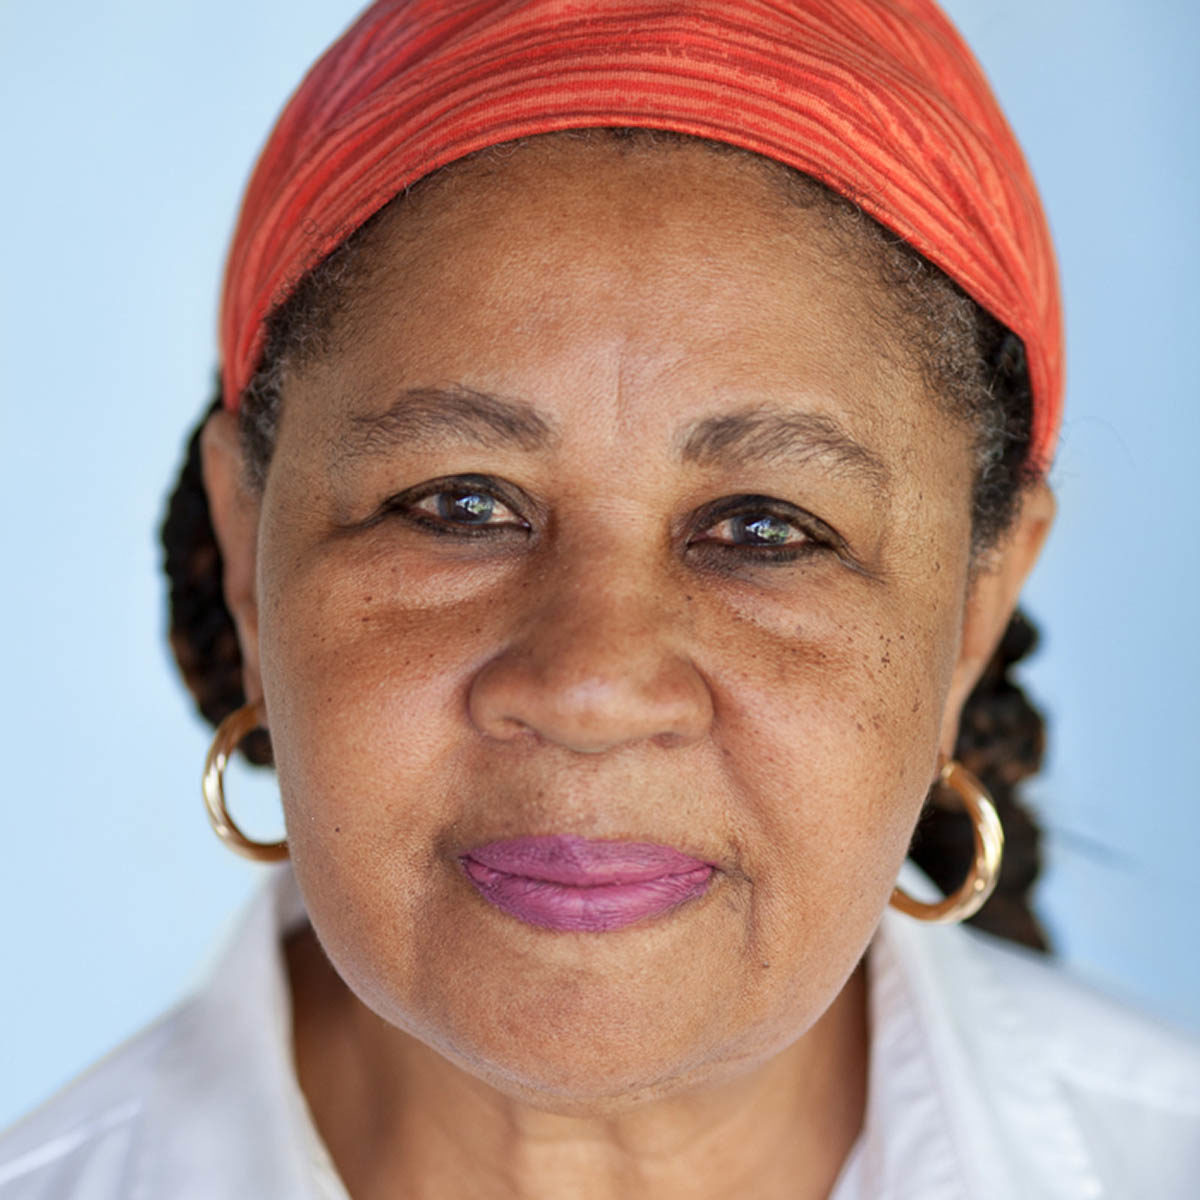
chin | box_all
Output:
[362,947,822,1117]
[421,1018,767,1116]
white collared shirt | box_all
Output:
[2,863,1197,1198]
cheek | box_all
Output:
[698,579,956,978]
[258,547,511,1062]
[258,534,480,850]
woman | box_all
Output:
[1,1,1196,1196]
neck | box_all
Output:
[288,927,868,1200]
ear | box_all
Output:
[200,408,263,705]
[939,480,1056,756]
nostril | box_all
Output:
[650,730,688,750]
[492,714,538,742]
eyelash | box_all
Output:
[688,500,833,564]
[380,477,838,564]
[386,477,530,540]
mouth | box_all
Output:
[457,834,717,932]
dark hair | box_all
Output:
[163,131,1050,950]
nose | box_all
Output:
[467,568,714,754]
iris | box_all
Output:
[734,514,793,545]
[439,492,495,524]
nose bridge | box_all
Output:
[467,550,713,753]
[543,547,667,659]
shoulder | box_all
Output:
[0,1002,195,1199]
[872,898,1200,1197]
[962,926,1200,1107]
[957,923,1200,1192]
[0,869,320,1200]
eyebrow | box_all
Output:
[336,384,889,492]
[339,384,555,462]
[679,407,891,491]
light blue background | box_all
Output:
[1,1,1196,1128]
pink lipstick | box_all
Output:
[459,834,715,932]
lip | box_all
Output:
[458,834,716,932]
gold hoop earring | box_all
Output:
[202,700,288,863]
[889,758,1003,924]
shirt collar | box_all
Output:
[132,865,346,1200]
[848,861,1101,1200]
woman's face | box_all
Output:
[211,138,1044,1108]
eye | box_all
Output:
[415,489,515,526]
[688,496,837,565]
[710,513,803,547]
[383,476,531,538]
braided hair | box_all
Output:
[163,132,1051,950]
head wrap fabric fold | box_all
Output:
[219,0,1063,469]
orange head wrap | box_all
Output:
[219,0,1063,469]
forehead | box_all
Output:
[284,137,963,489]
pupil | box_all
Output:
[441,492,495,523]
[737,515,791,544]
